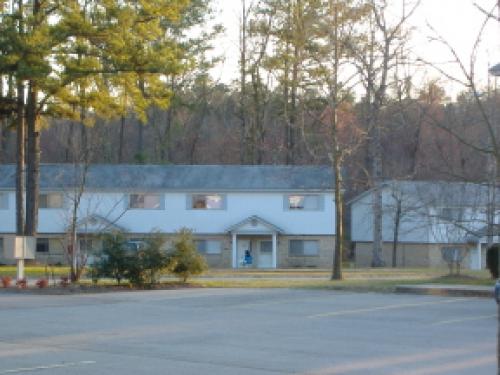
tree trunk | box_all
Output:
[119,115,125,163]
[329,0,343,281]
[16,80,25,235]
[239,0,248,164]
[65,122,74,162]
[371,123,385,267]
[136,118,143,162]
[332,152,344,280]
[392,198,401,268]
[25,82,40,237]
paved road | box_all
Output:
[0,289,496,374]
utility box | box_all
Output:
[4,236,36,260]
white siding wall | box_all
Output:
[0,191,335,235]
[351,188,497,244]
[351,189,432,243]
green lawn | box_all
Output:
[191,268,493,292]
[0,265,70,278]
[0,266,493,293]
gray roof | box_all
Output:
[350,180,500,207]
[0,164,334,191]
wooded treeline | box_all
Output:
[0,75,493,190]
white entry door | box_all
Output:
[258,241,273,268]
[237,239,251,268]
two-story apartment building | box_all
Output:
[350,180,498,269]
[0,164,335,269]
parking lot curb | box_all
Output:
[396,284,494,298]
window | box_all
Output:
[191,194,225,210]
[39,193,63,209]
[286,195,322,210]
[36,238,49,253]
[289,240,319,257]
[0,238,3,257]
[260,241,272,254]
[79,239,93,252]
[0,193,8,209]
[125,239,147,252]
[129,193,163,209]
[438,207,463,221]
[196,240,222,254]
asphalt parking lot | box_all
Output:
[0,288,496,374]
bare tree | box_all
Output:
[352,0,421,266]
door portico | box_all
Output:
[227,215,283,269]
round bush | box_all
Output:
[486,245,499,279]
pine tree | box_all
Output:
[0,0,202,239]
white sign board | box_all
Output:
[4,236,36,260]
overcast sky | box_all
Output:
[209,0,500,99]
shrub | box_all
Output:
[95,231,170,287]
[16,278,27,289]
[169,228,207,282]
[1,276,12,288]
[441,247,468,275]
[60,276,70,287]
[36,279,49,288]
[94,232,130,284]
[126,231,170,287]
[487,245,499,279]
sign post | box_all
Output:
[4,236,36,281]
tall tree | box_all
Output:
[0,0,199,238]
[352,0,420,266]
[303,0,367,279]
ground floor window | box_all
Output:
[289,240,319,257]
[36,238,49,253]
[79,239,93,252]
[196,240,222,254]
[0,237,3,257]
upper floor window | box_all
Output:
[128,193,163,210]
[438,207,463,222]
[190,194,225,210]
[289,240,319,257]
[286,194,322,210]
[196,239,222,254]
[39,193,63,209]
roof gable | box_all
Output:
[227,215,284,234]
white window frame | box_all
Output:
[189,194,226,210]
[289,239,320,257]
[285,194,323,211]
[196,239,223,254]
[39,193,64,209]
[128,193,164,210]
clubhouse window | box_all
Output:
[129,193,163,209]
[190,194,225,210]
[289,240,319,257]
[196,240,222,254]
[39,193,64,209]
[286,195,322,210]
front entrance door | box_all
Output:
[237,239,252,268]
[258,240,273,268]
